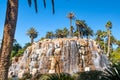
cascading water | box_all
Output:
[8,38,109,78]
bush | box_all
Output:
[102,62,120,80]
[75,70,104,80]
[40,73,74,80]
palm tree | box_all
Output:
[95,30,103,42]
[102,63,120,80]
[76,20,92,38]
[74,31,79,37]
[55,29,63,38]
[84,26,93,38]
[27,27,38,44]
[67,12,75,27]
[95,30,107,53]
[67,12,75,37]
[23,42,31,50]
[63,27,69,37]
[46,31,54,39]
[0,0,55,79]
[76,20,86,38]
[0,0,18,79]
[105,21,112,57]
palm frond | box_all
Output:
[52,0,55,14]
[28,0,55,14]
[40,73,73,80]
[28,0,32,7]
[34,0,38,13]
[43,0,46,8]
[102,63,120,80]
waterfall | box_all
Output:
[8,38,109,78]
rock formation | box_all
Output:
[8,37,109,78]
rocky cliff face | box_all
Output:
[8,37,109,78]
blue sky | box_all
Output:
[0,0,120,47]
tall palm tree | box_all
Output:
[95,30,107,53]
[75,20,88,38]
[27,27,38,44]
[76,20,81,38]
[0,0,54,79]
[0,0,18,79]
[67,12,75,37]
[105,21,112,57]
[67,12,74,27]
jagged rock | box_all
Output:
[8,38,109,78]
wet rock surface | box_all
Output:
[8,38,109,78]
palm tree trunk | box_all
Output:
[78,27,80,38]
[104,39,106,53]
[0,0,18,80]
[31,37,34,44]
[70,18,72,28]
[107,30,110,58]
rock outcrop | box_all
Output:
[8,38,109,78]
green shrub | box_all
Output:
[76,70,104,80]
[40,73,74,80]
[102,63,120,80]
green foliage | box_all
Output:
[75,20,93,38]
[76,70,104,80]
[74,31,79,37]
[55,27,69,38]
[10,42,22,58]
[63,27,69,37]
[116,40,120,48]
[13,43,22,52]
[102,63,120,80]
[26,27,38,43]
[23,42,31,50]
[40,73,74,80]
[40,37,45,41]
[55,29,64,38]
[111,48,120,63]
[15,49,24,57]
[105,21,112,30]
[11,50,17,58]
[46,31,54,39]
